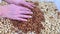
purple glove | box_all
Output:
[0,4,33,21]
[4,0,35,9]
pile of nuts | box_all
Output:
[10,2,45,34]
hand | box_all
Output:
[5,0,35,9]
[0,4,33,21]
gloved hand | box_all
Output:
[0,4,33,21]
[4,0,35,9]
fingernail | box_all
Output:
[30,16,32,18]
[31,12,33,14]
[25,20,27,21]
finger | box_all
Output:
[19,6,31,11]
[19,11,33,14]
[26,2,35,7]
[20,2,35,9]
[17,15,32,18]
[11,16,27,21]
[24,2,34,8]
[16,18,27,21]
